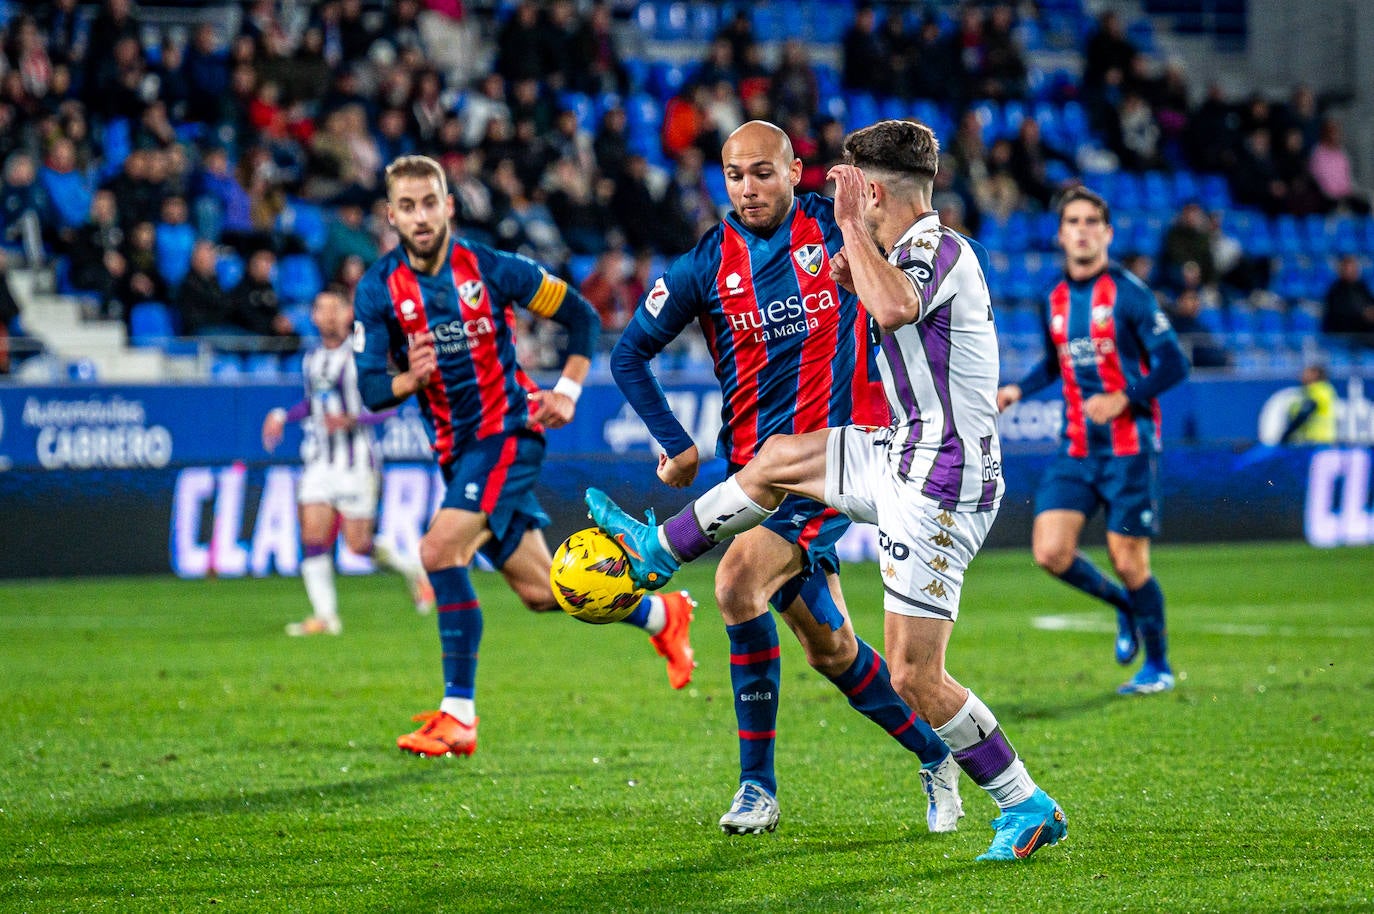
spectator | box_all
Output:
[1165,287,1229,369]
[572,2,627,96]
[155,194,196,289]
[770,41,820,124]
[1322,255,1374,344]
[459,73,511,149]
[376,107,417,166]
[716,9,757,73]
[547,107,596,176]
[492,164,569,274]
[1112,92,1163,172]
[877,8,919,99]
[185,24,230,125]
[1209,209,1269,296]
[176,240,235,336]
[610,154,676,254]
[0,152,50,264]
[0,249,20,372]
[39,136,92,234]
[116,220,169,329]
[1279,365,1338,444]
[910,15,958,102]
[495,1,545,85]
[409,68,448,145]
[1007,117,1072,210]
[1309,117,1370,215]
[980,4,1028,100]
[231,248,298,346]
[41,0,86,68]
[1083,11,1138,91]
[697,38,739,91]
[445,150,499,246]
[545,157,616,255]
[332,253,367,302]
[337,0,378,64]
[1231,129,1288,215]
[1186,83,1241,174]
[662,84,715,162]
[320,192,377,278]
[592,106,630,179]
[69,190,126,315]
[1159,201,1216,291]
[579,248,633,331]
[841,5,884,94]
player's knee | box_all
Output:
[800,629,855,678]
[887,659,941,704]
[516,581,557,613]
[1032,541,1073,575]
[345,534,374,556]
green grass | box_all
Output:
[2,542,1372,913]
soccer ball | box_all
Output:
[550,527,645,624]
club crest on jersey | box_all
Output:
[458,280,485,309]
[645,277,670,317]
[793,244,824,276]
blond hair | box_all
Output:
[384,155,448,199]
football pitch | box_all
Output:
[2,542,1371,913]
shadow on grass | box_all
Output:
[66,764,452,828]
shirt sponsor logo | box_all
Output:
[645,277,670,317]
[725,289,839,343]
[432,315,496,353]
[793,244,824,276]
[1092,304,1113,325]
[352,320,365,354]
[724,272,744,296]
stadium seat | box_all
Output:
[558,91,596,133]
[568,253,599,287]
[277,200,328,254]
[244,352,282,377]
[216,251,245,291]
[276,254,323,305]
[156,223,197,289]
[211,353,243,378]
[843,92,879,134]
[100,118,132,180]
[129,301,176,348]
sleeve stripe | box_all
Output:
[526,274,568,317]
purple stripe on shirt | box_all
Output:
[917,233,963,312]
[880,333,921,436]
[978,434,998,510]
[917,304,966,502]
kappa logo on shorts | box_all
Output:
[921,580,949,599]
[928,555,949,572]
[936,510,955,528]
[929,530,954,548]
[793,244,824,276]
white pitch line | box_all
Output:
[1031,613,1374,639]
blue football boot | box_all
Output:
[1117,664,1175,696]
[976,788,1067,862]
[585,488,680,590]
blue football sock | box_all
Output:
[1058,554,1132,612]
[430,566,482,700]
[727,613,781,796]
[1130,576,1169,669]
[828,637,948,766]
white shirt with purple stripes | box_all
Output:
[875,212,1004,513]
[300,344,380,474]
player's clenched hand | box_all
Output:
[261,410,286,452]
[1084,390,1130,424]
[830,248,855,293]
[527,389,575,428]
[657,445,700,488]
[827,164,867,225]
[996,384,1022,413]
[405,331,437,388]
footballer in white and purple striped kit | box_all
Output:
[586,120,1066,861]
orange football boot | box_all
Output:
[650,590,697,689]
[396,711,478,757]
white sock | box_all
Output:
[935,690,1037,809]
[300,553,338,622]
[640,594,668,636]
[687,476,775,547]
[439,697,476,726]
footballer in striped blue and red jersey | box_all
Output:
[612,122,953,834]
[354,157,697,759]
[999,187,1188,696]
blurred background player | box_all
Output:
[354,155,695,758]
[262,287,433,636]
[997,187,1190,695]
[1279,364,1338,445]
[611,120,962,835]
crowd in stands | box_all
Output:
[0,0,1371,379]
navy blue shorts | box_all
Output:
[1035,452,1160,538]
[439,430,550,568]
[761,495,849,630]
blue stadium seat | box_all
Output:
[558,91,596,133]
[283,302,318,340]
[211,353,243,378]
[276,254,323,305]
[277,200,328,254]
[703,165,729,207]
[1198,174,1231,210]
[625,93,663,134]
[100,118,132,180]
[156,223,196,289]
[1172,170,1201,206]
[686,1,719,40]
[843,92,879,134]
[244,352,282,377]
[648,61,690,100]
[879,96,909,122]
[129,301,176,348]
[567,253,599,287]
[216,251,245,292]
